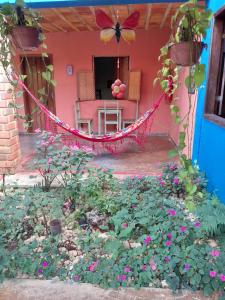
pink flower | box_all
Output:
[42,261,48,268]
[150,263,157,271]
[70,145,80,151]
[141,264,147,271]
[159,179,166,186]
[165,240,172,247]
[88,261,98,272]
[219,274,225,282]
[210,250,220,257]
[167,209,176,216]
[116,274,126,282]
[35,128,41,133]
[169,164,177,171]
[209,271,217,278]
[137,175,143,179]
[167,233,172,240]
[47,157,53,164]
[122,223,128,229]
[74,275,80,282]
[180,226,187,233]
[124,266,131,273]
[173,177,180,185]
[144,236,152,245]
[194,221,201,228]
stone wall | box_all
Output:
[0,65,20,175]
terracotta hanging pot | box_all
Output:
[169,41,205,67]
[11,26,40,51]
[50,219,62,236]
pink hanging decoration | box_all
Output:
[111,79,126,99]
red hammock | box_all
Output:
[18,77,165,153]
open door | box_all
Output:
[21,56,56,132]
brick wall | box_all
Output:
[0,65,20,175]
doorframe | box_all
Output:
[20,53,56,117]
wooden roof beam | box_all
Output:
[72,7,93,31]
[52,8,79,31]
[160,3,172,29]
[145,4,152,30]
[41,15,68,32]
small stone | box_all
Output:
[69,250,78,257]
[208,239,218,247]
[130,242,141,248]
[161,280,169,288]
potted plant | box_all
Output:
[0,1,41,51]
[167,0,212,66]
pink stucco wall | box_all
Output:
[17,28,176,135]
[168,68,198,157]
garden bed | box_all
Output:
[0,132,225,299]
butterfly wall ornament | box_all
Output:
[95,9,140,43]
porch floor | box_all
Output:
[18,134,177,177]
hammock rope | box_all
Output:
[16,75,165,152]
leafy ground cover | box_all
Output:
[0,132,225,299]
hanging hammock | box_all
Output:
[17,76,165,153]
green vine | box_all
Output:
[0,0,56,130]
[155,0,212,210]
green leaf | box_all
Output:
[194,64,205,87]
[168,149,178,158]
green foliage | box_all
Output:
[32,131,92,191]
[196,197,225,238]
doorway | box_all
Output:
[94,56,129,100]
[21,55,56,132]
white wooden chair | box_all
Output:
[75,101,92,134]
[98,100,122,135]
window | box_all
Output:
[205,5,225,125]
[94,56,129,100]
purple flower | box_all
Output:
[42,261,48,268]
[122,223,128,229]
[184,264,190,272]
[167,209,176,216]
[164,256,171,263]
[144,236,152,245]
[209,271,217,278]
[194,221,201,228]
[116,274,127,282]
[173,177,180,185]
[167,233,172,240]
[74,275,80,282]
[180,226,187,233]
[219,274,225,282]
[165,240,172,247]
[38,268,43,274]
[141,264,147,271]
[124,266,131,273]
[210,250,220,257]
[131,204,137,209]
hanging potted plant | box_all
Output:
[165,0,212,67]
[0,1,41,51]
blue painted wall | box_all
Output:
[193,0,225,203]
